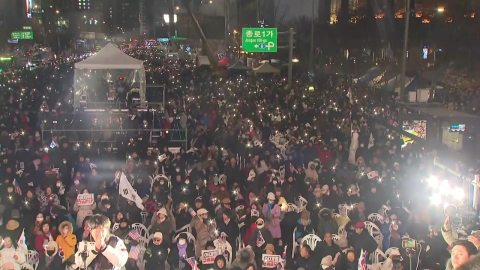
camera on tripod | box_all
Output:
[401,238,418,249]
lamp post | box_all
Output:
[309,0,315,71]
[399,0,411,103]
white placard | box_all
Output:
[76,194,94,206]
[201,249,219,265]
[251,209,259,217]
[261,254,281,268]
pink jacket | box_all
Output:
[262,203,282,238]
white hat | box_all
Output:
[197,208,208,216]
[153,232,163,239]
[157,208,167,216]
[321,255,333,269]
[267,192,275,200]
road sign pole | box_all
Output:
[288,28,294,89]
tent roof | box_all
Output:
[75,43,143,69]
[252,62,280,73]
[228,60,251,70]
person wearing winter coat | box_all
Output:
[148,208,174,245]
[55,221,77,265]
[380,213,407,250]
[248,218,274,268]
[446,240,478,270]
[167,233,195,270]
[348,222,378,259]
[304,162,319,185]
[317,208,339,237]
[296,244,318,270]
[295,211,315,242]
[262,192,282,242]
[144,232,169,270]
[231,247,256,270]
[0,236,26,270]
[193,208,215,258]
[72,188,96,228]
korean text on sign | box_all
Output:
[262,254,281,268]
[201,250,219,265]
[76,194,94,206]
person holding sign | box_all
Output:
[73,188,96,228]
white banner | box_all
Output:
[201,249,219,265]
[119,173,144,210]
[76,194,94,206]
[262,254,281,268]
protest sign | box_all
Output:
[201,249,219,265]
[262,254,281,268]
[251,209,259,217]
[76,194,94,206]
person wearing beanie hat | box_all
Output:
[167,232,195,269]
[295,210,314,242]
[192,207,215,258]
[264,243,275,255]
[248,218,274,269]
[317,208,338,238]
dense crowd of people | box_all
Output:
[0,45,477,270]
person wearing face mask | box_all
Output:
[55,221,77,266]
[73,188,96,228]
[148,208,174,245]
[144,232,168,270]
[67,177,85,210]
[167,233,195,270]
[262,193,282,247]
[28,213,44,248]
[34,221,58,269]
[0,235,26,270]
[304,162,319,185]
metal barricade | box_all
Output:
[41,128,188,147]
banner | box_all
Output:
[76,194,94,206]
[262,254,281,268]
[201,249,219,265]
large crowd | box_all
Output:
[0,45,477,270]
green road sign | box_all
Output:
[23,26,32,30]
[11,31,33,40]
[242,28,277,53]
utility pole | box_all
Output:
[309,0,315,71]
[399,0,411,102]
[288,28,294,88]
[224,0,230,51]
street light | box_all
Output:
[437,7,445,12]
[163,14,177,24]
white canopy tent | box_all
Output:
[74,43,146,107]
[253,62,280,74]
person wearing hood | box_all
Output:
[148,208,174,245]
[0,236,26,270]
[248,218,273,268]
[262,192,282,245]
[446,240,479,270]
[348,221,377,258]
[317,208,338,238]
[55,221,77,266]
[167,233,195,270]
[145,232,168,270]
[304,162,319,185]
[231,247,256,270]
[295,211,314,242]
